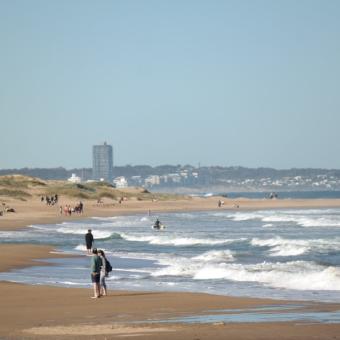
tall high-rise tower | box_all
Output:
[92,142,113,182]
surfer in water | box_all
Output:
[153,218,162,230]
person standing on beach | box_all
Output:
[85,229,94,254]
[90,248,102,298]
[98,250,107,296]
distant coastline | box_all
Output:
[2,165,340,192]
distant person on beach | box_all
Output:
[98,249,108,296]
[90,248,102,299]
[85,229,94,254]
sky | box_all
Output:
[1,0,340,169]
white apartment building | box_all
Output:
[113,176,128,188]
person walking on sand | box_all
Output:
[90,248,102,299]
[98,249,108,296]
[85,229,94,254]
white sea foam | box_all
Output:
[251,237,340,256]
[89,215,150,228]
[147,247,340,291]
[75,244,87,251]
[262,224,273,228]
[57,281,82,285]
[229,212,264,221]
[119,233,238,246]
[56,227,113,239]
[91,216,118,221]
[30,224,50,230]
[152,257,199,277]
[297,217,340,228]
[261,214,340,228]
[112,251,176,263]
[192,250,234,262]
[225,209,340,228]
[151,250,235,278]
[193,261,340,291]
[251,237,311,256]
[56,227,88,235]
[116,268,154,274]
[0,230,30,238]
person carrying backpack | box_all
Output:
[98,249,112,296]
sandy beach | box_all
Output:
[1,277,340,339]
[1,196,340,339]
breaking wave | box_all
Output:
[193,261,340,291]
[119,233,241,247]
[225,209,340,228]
[251,237,340,257]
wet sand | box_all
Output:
[1,278,340,339]
[0,244,74,272]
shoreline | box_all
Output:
[1,197,340,338]
[2,196,340,232]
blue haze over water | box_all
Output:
[1,196,340,303]
[221,191,340,199]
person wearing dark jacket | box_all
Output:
[85,229,94,254]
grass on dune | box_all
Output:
[0,175,189,201]
[0,188,32,200]
[0,175,46,188]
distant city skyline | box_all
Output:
[1,1,340,169]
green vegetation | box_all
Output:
[0,188,32,199]
[44,183,93,199]
[0,175,46,188]
[43,182,187,201]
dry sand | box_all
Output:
[1,196,340,339]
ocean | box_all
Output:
[1,207,340,302]
[221,190,340,199]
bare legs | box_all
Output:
[92,282,100,298]
[100,272,107,296]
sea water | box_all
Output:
[0,208,340,302]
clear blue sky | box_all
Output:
[1,0,340,169]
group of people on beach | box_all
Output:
[41,194,58,206]
[60,201,84,216]
[85,229,110,299]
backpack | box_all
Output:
[105,258,112,273]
